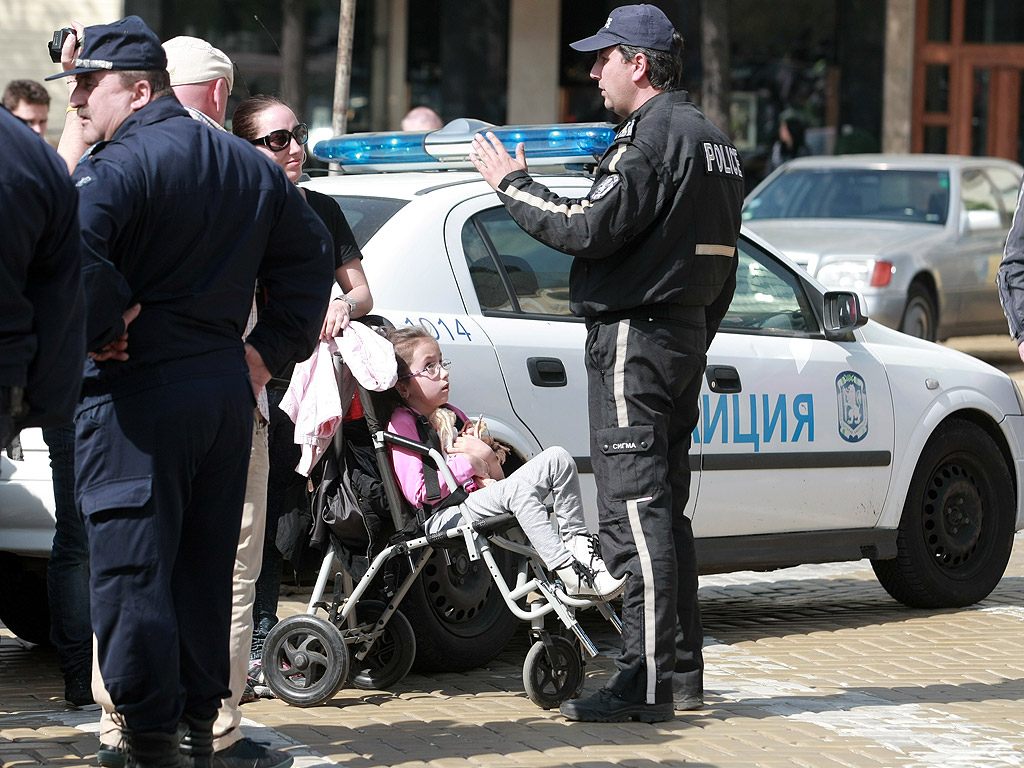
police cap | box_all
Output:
[46,16,166,81]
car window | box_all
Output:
[720,238,820,336]
[463,207,574,316]
[329,196,408,249]
[983,166,1022,228]
[743,169,951,225]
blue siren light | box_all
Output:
[313,132,433,165]
[313,121,615,172]
[485,125,616,159]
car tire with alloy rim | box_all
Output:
[871,418,1014,608]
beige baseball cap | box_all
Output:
[163,36,234,92]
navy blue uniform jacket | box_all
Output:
[72,96,333,389]
[0,107,85,427]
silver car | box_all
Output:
[742,154,1023,341]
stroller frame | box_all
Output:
[261,348,622,710]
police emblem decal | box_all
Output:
[836,371,868,442]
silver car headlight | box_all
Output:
[816,260,894,290]
[816,261,873,290]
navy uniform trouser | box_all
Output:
[75,356,252,733]
[585,315,706,706]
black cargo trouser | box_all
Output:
[75,355,252,732]
[585,313,706,706]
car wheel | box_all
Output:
[0,553,51,645]
[871,419,1014,608]
[400,542,519,672]
[899,284,937,341]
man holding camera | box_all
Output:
[46,15,334,767]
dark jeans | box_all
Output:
[44,422,92,679]
[251,386,303,651]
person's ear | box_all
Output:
[631,52,650,84]
[211,78,229,119]
[129,77,153,110]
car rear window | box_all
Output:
[328,196,408,249]
[744,168,951,225]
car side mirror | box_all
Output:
[962,208,1002,233]
[822,291,868,339]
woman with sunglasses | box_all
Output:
[232,95,374,699]
[232,94,373,339]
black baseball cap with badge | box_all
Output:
[570,4,677,53]
[45,15,166,81]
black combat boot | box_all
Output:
[123,729,180,768]
[179,715,216,768]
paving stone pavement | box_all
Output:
[3,534,1023,768]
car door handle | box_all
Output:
[527,357,567,387]
[706,365,742,393]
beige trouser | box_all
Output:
[95,413,270,752]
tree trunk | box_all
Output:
[700,0,731,138]
[281,0,307,117]
[333,0,358,137]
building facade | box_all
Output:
[4,0,1022,187]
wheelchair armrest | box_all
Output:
[472,512,519,537]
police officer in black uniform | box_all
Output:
[46,16,333,766]
[471,4,744,723]
[0,106,84,447]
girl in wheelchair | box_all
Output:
[383,326,625,599]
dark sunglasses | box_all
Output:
[250,123,308,152]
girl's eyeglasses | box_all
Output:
[250,123,309,152]
[400,359,452,379]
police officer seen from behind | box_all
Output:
[0,106,84,448]
[471,4,744,723]
[46,16,333,767]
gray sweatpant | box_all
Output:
[423,446,587,569]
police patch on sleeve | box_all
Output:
[702,141,744,179]
[589,174,620,201]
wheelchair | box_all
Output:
[260,330,622,710]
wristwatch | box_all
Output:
[334,294,358,313]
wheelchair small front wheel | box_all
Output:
[343,600,417,691]
[523,635,584,709]
[263,614,349,707]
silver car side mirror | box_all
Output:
[822,291,868,339]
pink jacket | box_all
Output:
[388,404,476,509]
[281,339,345,476]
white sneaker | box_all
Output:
[554,557,626,598]
[564,533,607,572]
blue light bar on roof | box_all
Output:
[312,121,615,172]
[313,132,434,165]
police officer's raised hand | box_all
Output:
[89,303,141,362]
[470,132,527,191]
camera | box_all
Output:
[48,28,73,63]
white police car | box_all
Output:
[3,121,1024,674]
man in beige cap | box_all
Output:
[163,35,234,128]
[87,32,290,768]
